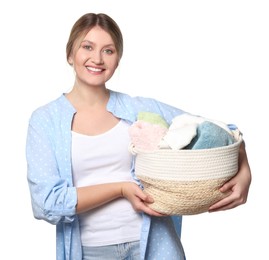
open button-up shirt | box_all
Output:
[26,90,186,260]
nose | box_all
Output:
[90,51,104,65]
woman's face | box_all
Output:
[69,26,119,88]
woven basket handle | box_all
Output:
[128,143,138,155]
[232,129,243,142]
[128,143,154,155]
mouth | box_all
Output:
[86,66,104,73]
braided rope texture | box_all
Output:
[133,138,242,215]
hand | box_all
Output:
[209,142,251,212]
[121,182,166,217]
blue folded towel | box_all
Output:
[185,121,236,150]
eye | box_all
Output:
[103,49,114,55]
[81,43,92,50]
[84,45,92,50]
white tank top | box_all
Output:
[71,120,142,247]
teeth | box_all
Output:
[87,67,102,72]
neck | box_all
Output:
[66,83,109,109]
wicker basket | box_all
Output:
[129,134,242,215]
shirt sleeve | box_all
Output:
[26,110,77,225]
[132,96,187,125]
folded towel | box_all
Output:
[161,114,201,150]
[129,117,168,151]
[129,112,236,152]
[137,111,169,128]
[161,114,235,150]
[185,121,236,150]
[161,123,198,150]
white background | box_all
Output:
[1,0,268,259]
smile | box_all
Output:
[86,66,104,72]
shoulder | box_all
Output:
[108,90,160,119]
[108,90,186,124]
[109,89,171,108]
[28,94,75,125]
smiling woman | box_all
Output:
[25,12,251,260]
[67,28,119,90]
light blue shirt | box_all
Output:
[26,90,186,260]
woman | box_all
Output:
[26,13,251,260]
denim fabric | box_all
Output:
[82,241,140,260]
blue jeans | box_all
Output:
[82,241,140,260]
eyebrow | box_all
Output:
[81,40,115,48]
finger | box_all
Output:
[209,191,243,212]
[143,194,154,203]
[219,179,235,192]
[209,201,238,212]
[143,207,167,217]
[135,189,154,203]
[209,194,233,211]
[137,201,166,216]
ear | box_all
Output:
[68,56,73,66]
[116,59,120,68]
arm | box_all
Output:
[26,112,78,224]
[208,141,252,212]
[76,181,165,217]
[27,113,163,225]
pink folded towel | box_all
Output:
[129,121,168,151]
